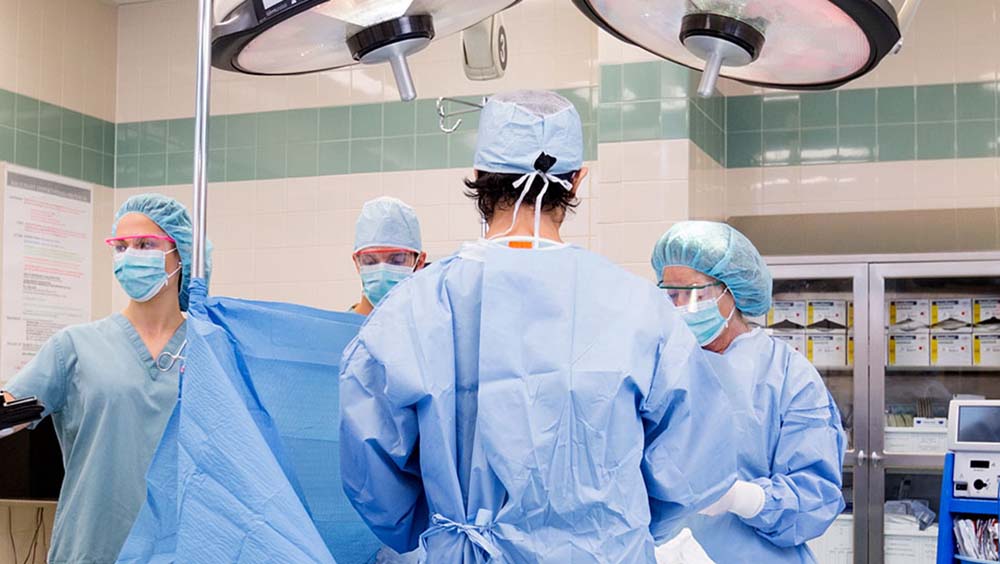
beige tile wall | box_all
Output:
[0,0,118,122]
[0,0,117,545]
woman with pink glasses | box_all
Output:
[1,193,210,564]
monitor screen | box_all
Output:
[0,418,63,501]
[958,406,1000,444]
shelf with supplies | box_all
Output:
[766,252,1000,564]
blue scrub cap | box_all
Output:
[354,197,422,253]
[113,194,211,312]
[473,90,584,176]
[651,221,773,317]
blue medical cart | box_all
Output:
[936,453,1000,563]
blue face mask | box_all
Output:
[360,264,413,306]
[677,288,736,346]
[114,248,180,302]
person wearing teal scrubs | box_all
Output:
[2,194,211,564]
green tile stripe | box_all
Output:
[725,81,1000,168]
[0,88,115,186]
[116,87,598,188]
[600,62,1000,169]
[598,61,726,165]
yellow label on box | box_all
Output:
[848,335,854,366]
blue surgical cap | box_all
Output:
[113,194,211,312]
[651,221,772,316]
[354,197,422,253]
[473,90,584,175]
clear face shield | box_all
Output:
[658,281,729,312]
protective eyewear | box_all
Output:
[105,234,176,256]
[658,281,727,307]
[353,248,419,268]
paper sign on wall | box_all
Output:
[1,166,92,386]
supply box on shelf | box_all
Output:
[930,298,973,333]
[888,331,930,367]
[772,330,806,355]
[888,299,930,330]
[807,300,848,330]
[807,332,848,368]
[973,333,1000,367]
[769,300,807,329]
[973,297,1000,331]
[884,419,949,454]
[930,333,973,367]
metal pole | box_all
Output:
[192,0,212,280]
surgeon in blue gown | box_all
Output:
[652,221,846,564]
[339,90,739,563]
[2,194,209,564]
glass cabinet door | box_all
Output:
[769,264,869,564]
[869,261,1000,564]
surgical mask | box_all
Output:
[114,248,180,302]
[677,288,736,346]
[360,263,413,305]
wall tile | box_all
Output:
[762,95,800,130]
[0,125,15,162]
[38,102,61,140]
[838,90,876,127]
[956,82,996,121]
[350,104,383,139]
[350,138,381,173]
[957,120,996,159]
[727,96,762,132]
[839,125,876,163]
[622,61,661,102]
[383,102,415,137]
[14,131,37,168]
[286,108,319,144]
[287,142,318,178]
[800,128,838,165]
[621,101,660,141]
[916,84,956,122]
[38,137,60,173]
[61,143,83,178]
[319,106,351,141]
[877,86,916,124]
[877,123,916,162]
[917,122,956,160]
[318,141,350,176]
[800,92,837,129]
[0,90,14,128]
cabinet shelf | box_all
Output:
[886,365,1000,373]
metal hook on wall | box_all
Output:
[437,96,487,134]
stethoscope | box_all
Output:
[156,339,188,372]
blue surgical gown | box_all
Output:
[339,242,738,563]
[686,329,846,564]
[3,314,185,564]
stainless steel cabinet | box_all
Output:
[765,253,1000,564]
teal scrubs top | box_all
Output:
[3,314,186,564]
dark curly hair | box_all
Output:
[464,171,580,222]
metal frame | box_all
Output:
[770,254,1000,563]
[868,258,1000,562]
[769,261,870,564]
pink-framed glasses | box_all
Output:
[104,234,176,256]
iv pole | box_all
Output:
[192,0,212,280]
